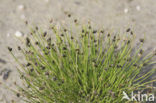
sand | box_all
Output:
[0,0,156,102]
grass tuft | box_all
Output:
[9,23,156,103]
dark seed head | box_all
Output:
[68,14,71,17]
[113,39,116,42]
[35,26,38,30]
[35,41,39,45]
[127,58,132,61]
[130,31,133,35]
[62,47,67,50]
[39,87,45,90]
[95,50,98,53]
[95,44,97,47]
[26,37,30,43]
[26,63,31,67]
[18,46,21,50]
[58,83,61,86]
[127,40,131,44]
[82,29,85,33]
[114,45,118,49]
[113,36,116,39]
[43,32,47,37]
[52,60,55,64]
[52,43,55,47]
[45,52,48,55]
[25,21,28,25]
[126,28,131,32]
[16,93,20,97]
[94,40,97,43]
[62,54,66,58]
[100,30,104,33]
[74,19,77,23]
[71,36,74,39]
[46,46,50,49]
[47,38,51,42]
[35,62,38,66]
[88,25,91,29]
[30,68,34,72]
[139,49,144,54]
[107,33,110,37]
[62,80,64,84]
[45,72,49,76]
[53,77,57,81]
[117,65,122,68]
[41,66,45,70]
[139,38,144,43]
[133,63,137,67]
[26,37,31,47]
[64,29,67,32]
[143,63,147,66]
[93,30,97,34]
[60,34,64,37]
[94,64,98,67]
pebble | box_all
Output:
[15,31,23,37]
[7,33,10,37]
[0,68,11,80]
[17,5,25,11]
[0,58,6,64]
[124,8,129,13]
[136,5,141,11]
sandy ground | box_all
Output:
[0,0,156,102]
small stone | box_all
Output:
[0,58,6,64]
[7,33,10,37]
[124,8,129,13]
[15,31,23,37]
[136,5,141,11]
[17,5,25,11]
[0,68,11,80]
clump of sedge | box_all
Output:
[8,22,156,103]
